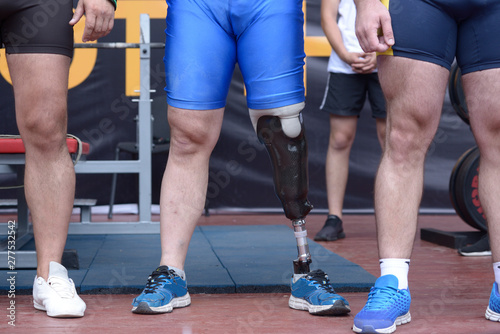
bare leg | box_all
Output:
[375,56,448,259]
[7,54,73,280]
[159,106,224,270]
[462,68,500,263]
[325,115,358,218]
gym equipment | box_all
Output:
[448,63,469,124]
[449,146,486,231]
[421,146,485,249]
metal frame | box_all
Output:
[0,15,163,268]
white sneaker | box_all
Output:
[32,261,86,317]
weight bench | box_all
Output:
[0,198,97,223]
[0,137,90,269]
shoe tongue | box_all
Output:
[49,261,69,280]
[154,266,173,276]
[375,275,399,289]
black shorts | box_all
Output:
[384,0,500,74]
[0,0,74,57]
[320,72,386,119]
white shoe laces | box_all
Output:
[47,276,75,299]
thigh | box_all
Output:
[321,73,367,117]
[164,0,236,110]
[377,56,448,139]
[7,53,70,131]
[0,0,73,57]
[236,0,305,109]
[462,68,500,150]
[383,0,457,71]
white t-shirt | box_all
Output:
[327,0,375,74]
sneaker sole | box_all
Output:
[314,232,346,242]
[131,293,191,314]
[352,312,411,333]
[458,250,492,257]
[34,301,84,318]
[486,306,500,321]
[289,295,350,316]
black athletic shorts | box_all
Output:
[382,0,500,74]
[320,72,386,119]
[0,0,74,57]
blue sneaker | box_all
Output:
[131,266,191,314]
[289,269,350,315]
[486,282,500,321]
[353,275,411,333]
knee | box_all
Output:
[17,109,67,153]
[329,130,355,151]
[168,118,220,158]
[385,128,430,165]
[170,131,215,158]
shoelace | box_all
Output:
[306,269,336,294]
[47,276,75,299]
[144,268,177,294]
[364,285,399,310]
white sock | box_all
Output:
[493,262,500,293]
[380,258,410,289]
[168,266,186,281]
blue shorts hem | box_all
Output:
[247,96,305,110]
[166,98,226,110]
[461,62,500,75]
[391,51,452,71]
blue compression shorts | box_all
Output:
[164,0,306,110]
[383,0,500,74]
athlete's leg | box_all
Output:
[159,0,235,271]
[325,115,358,219]
[132,0,236,314]
[159,106,224,269]
[463,68,500,263]
[375,56,448,259]
[7,53,73,280]
[469,70,500,322]
[253,106,313,272]
[238,0,312,272]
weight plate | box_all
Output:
[448,63,470,124]
[450,146,487,231]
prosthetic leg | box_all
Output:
[250,102,313,274]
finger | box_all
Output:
[89,15,105,41]
[104,16,115,37]
[69,1,84,26]
[82,13,96,42]
[379,15,395,47]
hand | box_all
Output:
[69,0,115,42]
[354,0,394,53]
[351,52,377,74]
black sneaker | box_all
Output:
[458,234,491,257]
[314,215,345,241]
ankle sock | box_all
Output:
[168,266,186,281]
[380,258,410,289]
[493,262,500,293]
